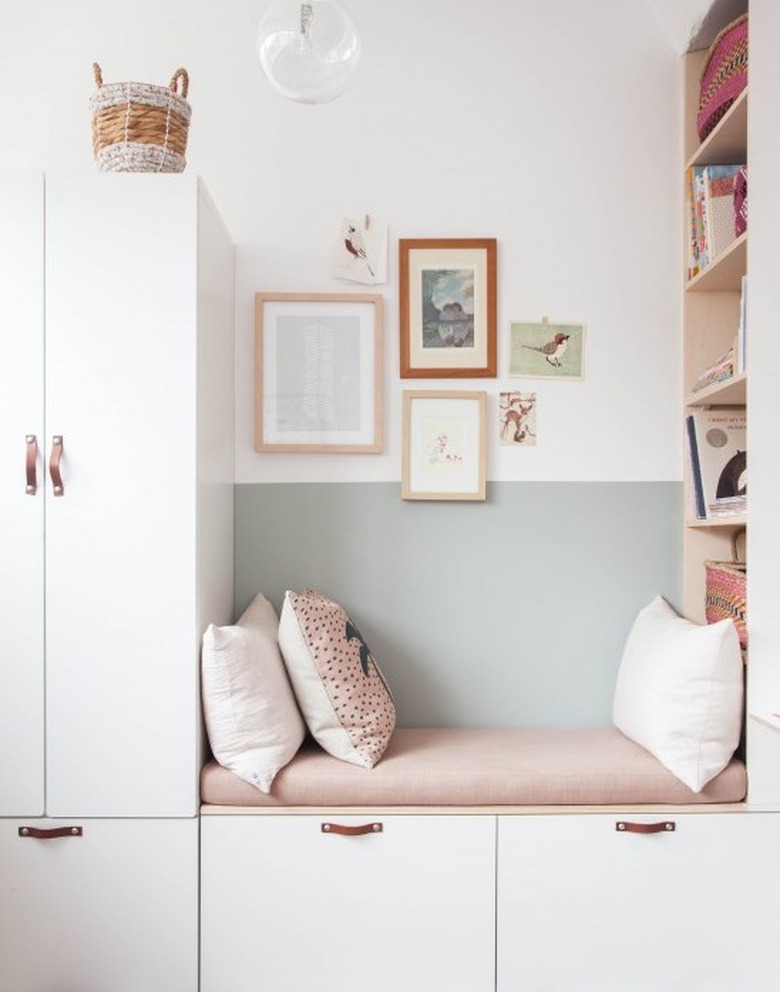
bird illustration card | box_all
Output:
[333,216,387,285]
[499,391,537,446]
[508,320,585,379]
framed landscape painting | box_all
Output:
[255,292,383,452]
[399,238,497,378]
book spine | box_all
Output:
[686,414,706,519]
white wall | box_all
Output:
[0,0,682,486]
[646,0,747,51]
[645,0,714,50]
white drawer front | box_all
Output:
[202,813,496,992]
[497,812,780,992]
[0,817,198,992]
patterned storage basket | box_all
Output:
[697,14,748,141]
[705,528,747,648]
[91,62,191,173]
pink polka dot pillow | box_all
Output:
[278,589,395,768]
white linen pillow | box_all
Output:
[278,589,395,768]
[201,594,305,793]
[613,595,743,792]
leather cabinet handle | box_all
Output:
[321,822,383,836]
[18,826,83,839]
[49,435,64,496]
[25,435,38,495]
[616,821,675,834]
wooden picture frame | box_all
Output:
[255,292,383,452]
[402,390,487,501]
[399,238,497,378]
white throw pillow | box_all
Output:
[278,589,396,768]
[613,595,743,792]
[201,594,305,793]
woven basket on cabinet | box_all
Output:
[90,62,191,173]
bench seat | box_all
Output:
[200,727,746,807]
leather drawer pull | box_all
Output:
[616,821,675,834]
[18,826,83,839]
[321,822,383,836]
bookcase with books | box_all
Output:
[682,51,747,631]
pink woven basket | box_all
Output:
[697,14,748,142]
[705,528,747,648]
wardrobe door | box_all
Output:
[43,174,200,817]
[0,172,45,815]
[0,817,198,992]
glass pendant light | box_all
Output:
[257,1,361,104]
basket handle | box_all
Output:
[169,68,189,97]
[731,526,747,563]
[92,62,188,98]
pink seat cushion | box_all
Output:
[200,727,746,807]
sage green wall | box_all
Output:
[235,482,681,728]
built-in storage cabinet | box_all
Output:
[682,59,748,625]
[497,812,780,991]
[0,172,234,818]
[0,171,234,991]
[202,810,780,992]
[0,818,198,992]
[200,813,496,992]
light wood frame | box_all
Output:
[402,390,487,501]
[255,292,383,452]
[399,238,497,378]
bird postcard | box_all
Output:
[508,319,585,379]
[333,216,388,285]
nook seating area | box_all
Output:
[200,591,747,810]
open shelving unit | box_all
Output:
[682,53,748,625]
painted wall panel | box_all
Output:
[235,481,681,727]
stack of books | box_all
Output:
[691,347,735,394]
[709,494,747,518]
[686,163,745,279]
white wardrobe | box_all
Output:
[0,172,234,992]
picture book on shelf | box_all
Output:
[685,407,747,520]
[685,164,744,279]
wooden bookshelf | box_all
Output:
[685,514,747,530]
[682,54,748,624]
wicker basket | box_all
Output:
[705,528,747,648]
[91,62,192,173]
[697,14,748,142]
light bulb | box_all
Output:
[257,1,361,104]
